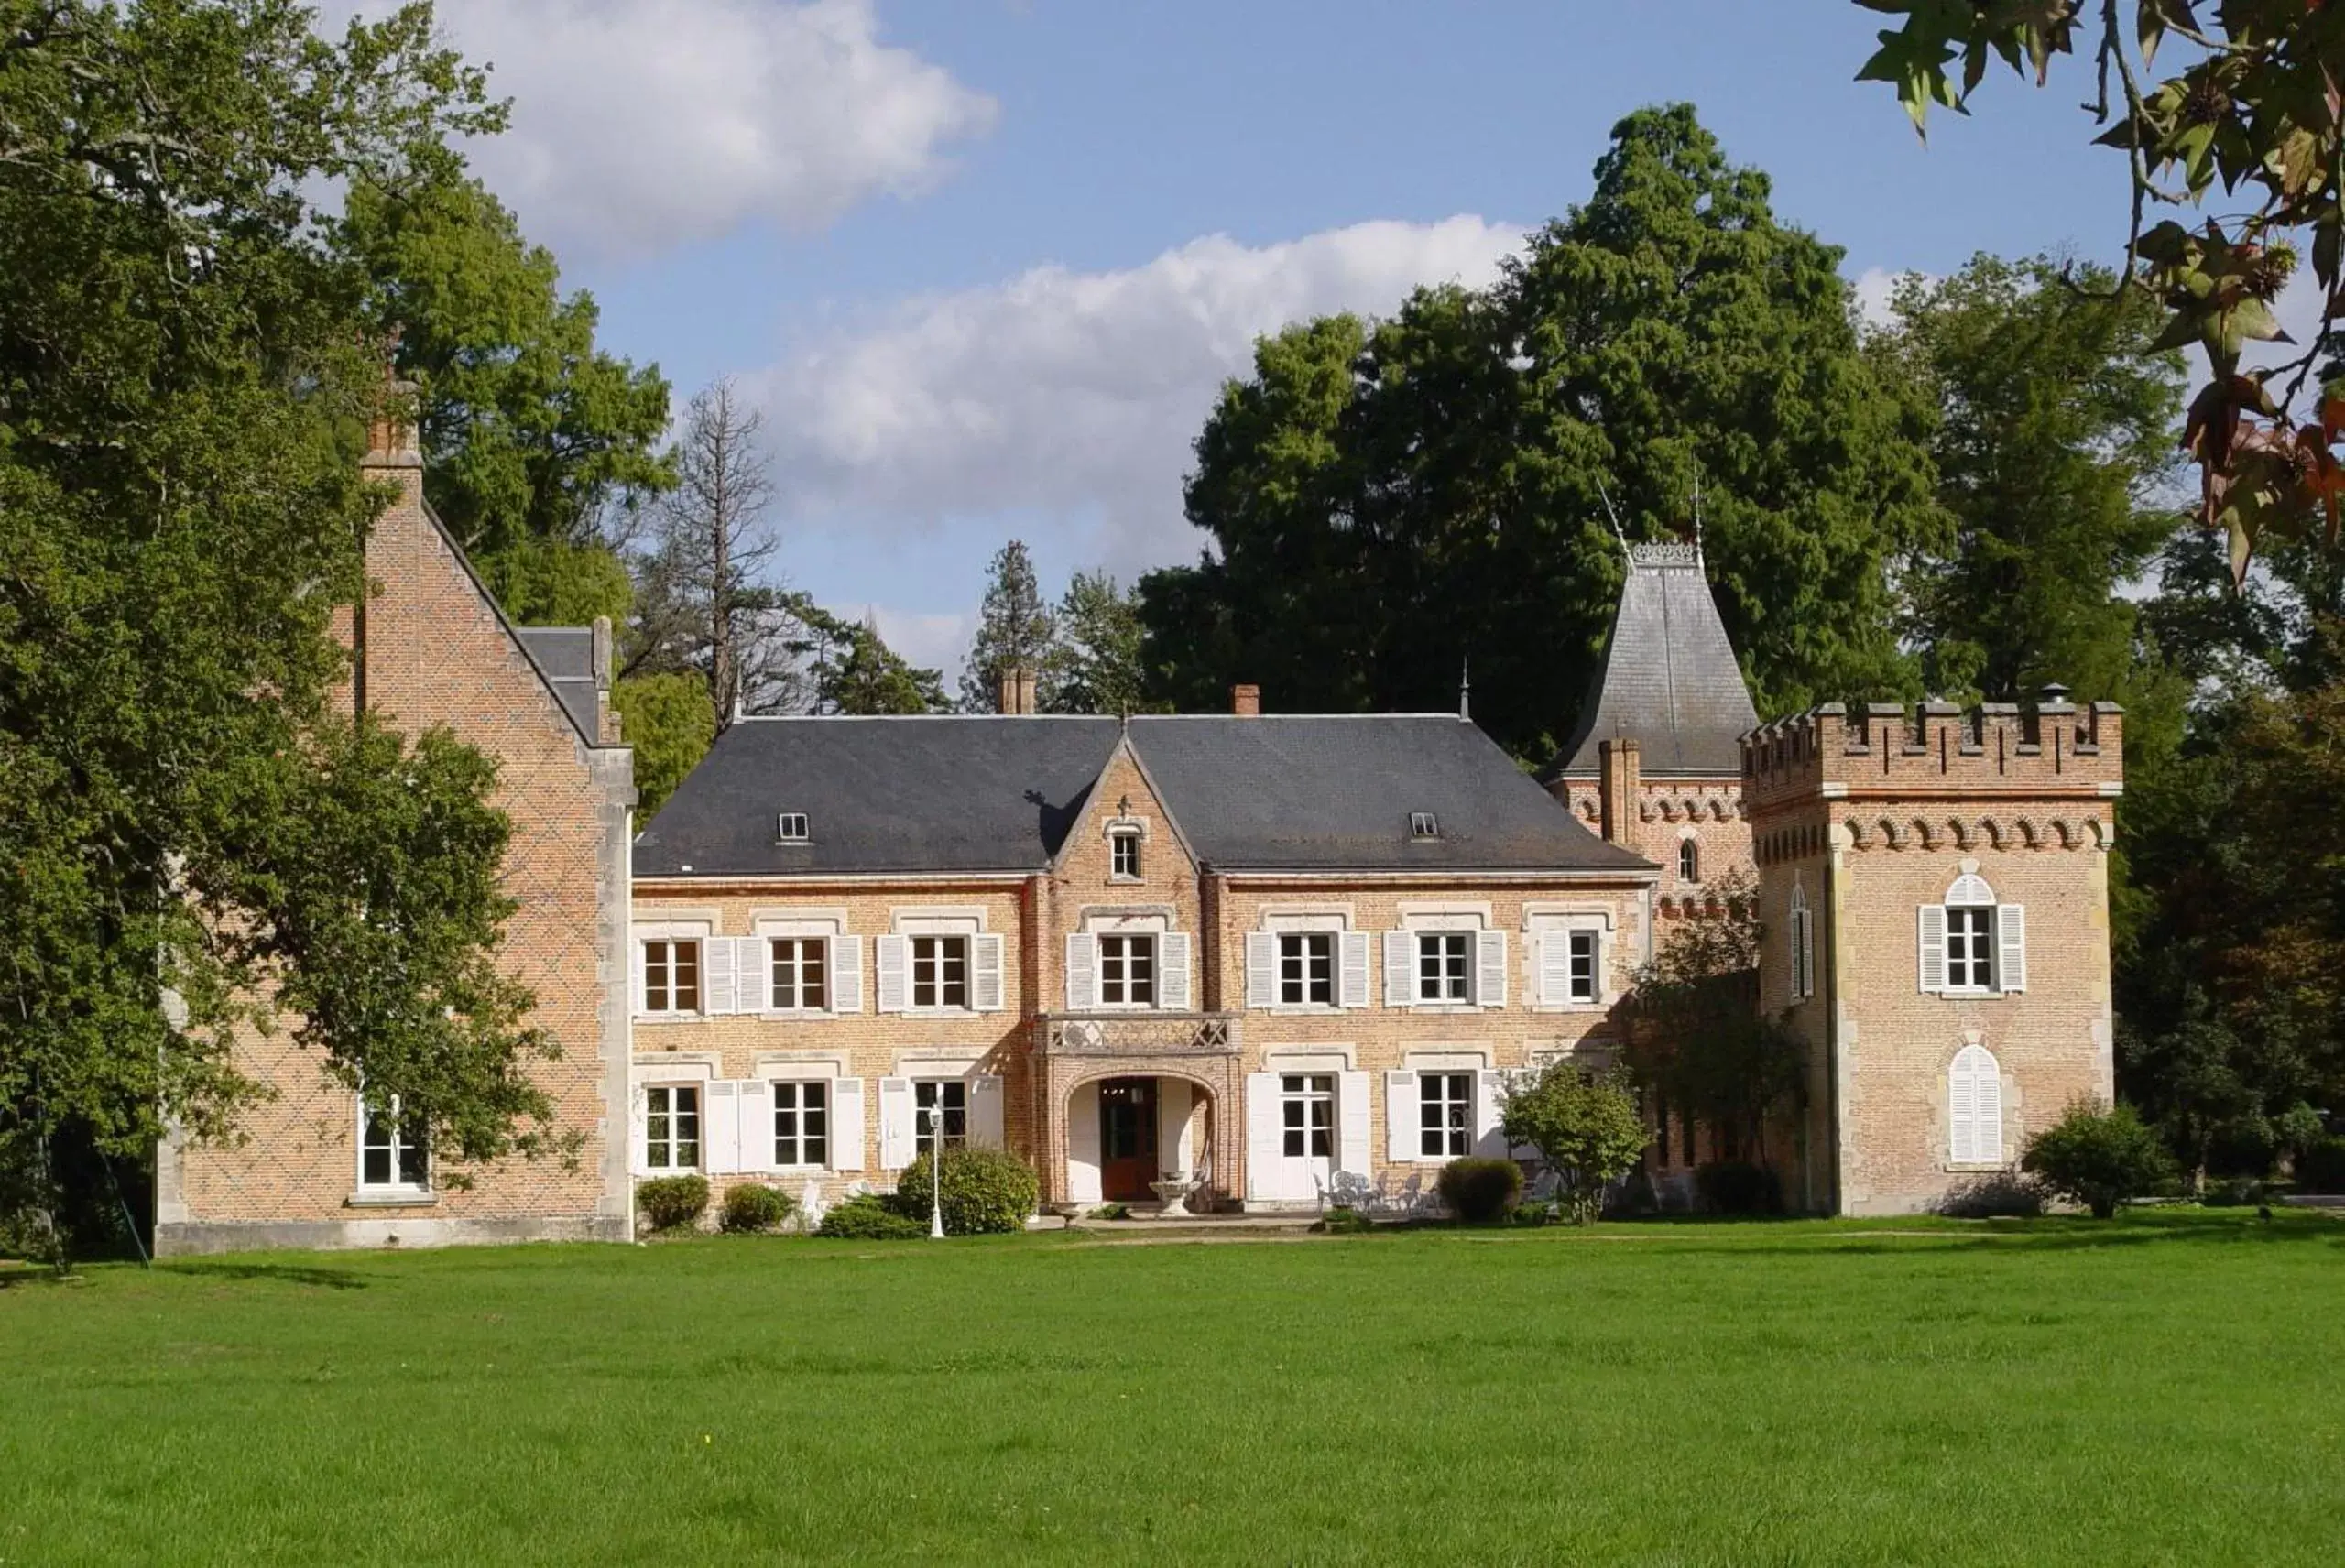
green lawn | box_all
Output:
[3,1214,2340,1566]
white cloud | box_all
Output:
[322,0,995,259]
[750,215,1529,576]
[1850,265,1934,329]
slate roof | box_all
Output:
[634,713,1652,879]
[515,626,602,740]
[1551,547,1759,779]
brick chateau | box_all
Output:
[154,445,2123,1252]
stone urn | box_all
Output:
[1150,1176,1202,1218]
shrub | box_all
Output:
[889,1147,1039,1236]
[636,1175,709,1233]
[1696,1160,1783,1215]
[1315,1205,1375,1235]
[1499,1064,1648,1225]
[815,1193,927,1240]
[1935,1171,2044,1218]
[1510,1201,1556,1227]
[2198,1176,2270,1208]
[2293,1136,2345,1193]
[2023,1101,2175,1219]
[718,1183,794,1234]
[1436,1157,1523,1224]
[1089,1203,1130,1221]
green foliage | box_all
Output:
[610,672,716,818]
[2023,1101,2176,1219]
[1314,1205,1375,1235]
[340,174,673,561]
[1143,106,1941,757]
[636,1175,710,1233]
[802,607,948,715]
[1694,1161,1783,1216]
[1434,1157,1523,1225]
[963,540,1054,711]
[815,1193,927,1240]
[474,537,634,630]
[1044,570,1160,715]
[1499,1064,1649,1225]
[890,1147,1040,1236]
[1510,1202,1556,1227]
[2293,1137,2345,1194]
[718,1182,795,1235]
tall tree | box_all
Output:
[0,1,550,1239]
[1876,254,2187,702]
[962,539,1054,711]
[813,611,948,715]
[1144,106,1943,757]
[1044,570,1155,714]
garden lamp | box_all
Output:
[921,1105,944,1239]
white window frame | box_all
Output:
[1278,931,1336,1007]
[354,1094,430,1196]
[1416,930,1473,1004]
[1417,1071,1472,1160]
[1109,828,1143,882]
[1789,883,1815,1002]
[638,934,706,1018]
[1943,903,1995,994]
[776,811,810,843]
[909,933,971,1012]
[769,1079,832,1171]
[912,1078,969,1158]
[642,1082,704,1172]
[760,935,833,1015]
[1678,837,1700,882]
[1395,908,1499,1011]
[1279,1073,1336,1160]
[1096,931,1158,1008]
[1409,811,1440,841]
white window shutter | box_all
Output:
[631,942,648,1016]
[628,1082,649,1176]
[1243,1073,1282,1201]
[1537,930,1571,1006]
[1336,1071,1371,1178]
[736,936,769,1012]
[877,1077,913,1169]
[831,935,862,1014]
[736,1079,774,1174]
[1976,1059,2003,1162]
[830,1077,865,1171]
[1384,1071,1417,1164]
[706,1079,741,1173]
[1067,1082,1102,1203]
[1947,1058,1976,1163]
[1339,931,1371,1009]
[1996,904,2026,994]
[969,1074,1005,1149]
[1384,931,1413,1007]
[1917,904,1947,994]
[1159,931,1192,1010]
[973,933,1007,1012]
[704,938,738,1015]
[1476,930,1508,1008]
[1245,933,1277,1008]
[1064,933,1097,1010]
[875,935,908,1013]
[1475,1069,1508,1158]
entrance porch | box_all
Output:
[1033,1011,1240,1210]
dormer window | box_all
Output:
[777,812,810,844]
[1110,830,1141,880]
[1409,811,1441,842]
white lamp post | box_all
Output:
[922,1105,945,1239]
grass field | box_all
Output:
[3,1212,2340,1565]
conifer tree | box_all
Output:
[962,540,1055,711]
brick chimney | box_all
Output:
[996,663,1038,715]
[1598,736,1641,850]
[1230,683,1260,717]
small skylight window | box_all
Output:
[777,812,810,844]
[1409,811,1441,841]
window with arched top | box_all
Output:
[1918,873,2025,996]
[1788,882,1815,1001]
[1677,839,1700,882]
[1947,1043,2003,1164]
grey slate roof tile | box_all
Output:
[515,626,601,740]
[1551,551,1759,779]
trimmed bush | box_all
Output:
[2023,1100,2174,1219]
[637,1175,710,1233]
[1436,1157,1522,1225]
[891,1147,1040,1236]
[1696,1160,1783,1215]
[815,1194,926,1240]
[1510,1201,1556,1227]
[1935,1171,2044,1218]
[718,1182,795,1234]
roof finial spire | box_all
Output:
[1692,467,1706,563]
[1596,478,1631,562]
[1458,658,1472,723]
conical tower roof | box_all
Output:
[1549,541,1758,779]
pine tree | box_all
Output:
[1044,571,1155,714]
[962,540,1055,711]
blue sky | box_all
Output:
[395,1,2140,680]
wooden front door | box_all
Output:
[1098,1078,1160,1202]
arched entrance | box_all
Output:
[1063,1073,1217,1206]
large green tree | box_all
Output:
[0,0,562,1243]
[1043,570,1157,715]
[962,539,1053,712]
[1142,105,1943,757]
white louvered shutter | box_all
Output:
[1476,930,1508,1008]
[1245,933,1277,1007]
[1384,931,1414,1007]
[1339,931,1371,1009]
[1243,1073,1282,1201]
[1067,1082,1102,1203]
[1996,904,2027,995]
[1385,1070,1417,1164]
[736,936,769,1012]
[877,1077,914,1169]
[1159,931,1192,1010]
[736,1079,774,1174]
[1948,1058,1976,1163]
[706,1079,741,1173]
[969,1074,1005,1149]
[1975,1060,2004,1162]
[830,1078,865,1171]
[630,941,648,1016]
[1476,1069,1508,1158]
[1064,933,1097,1010]
[1336,1072,1371,1178]
[831,935,863,1014]
[1917,904,1948,994]
[875,935,908,1013]
[704,937,738,1015]
[1538,930,1571,1006]
[973,933,1007,1012]
[628,1082,649,1176]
